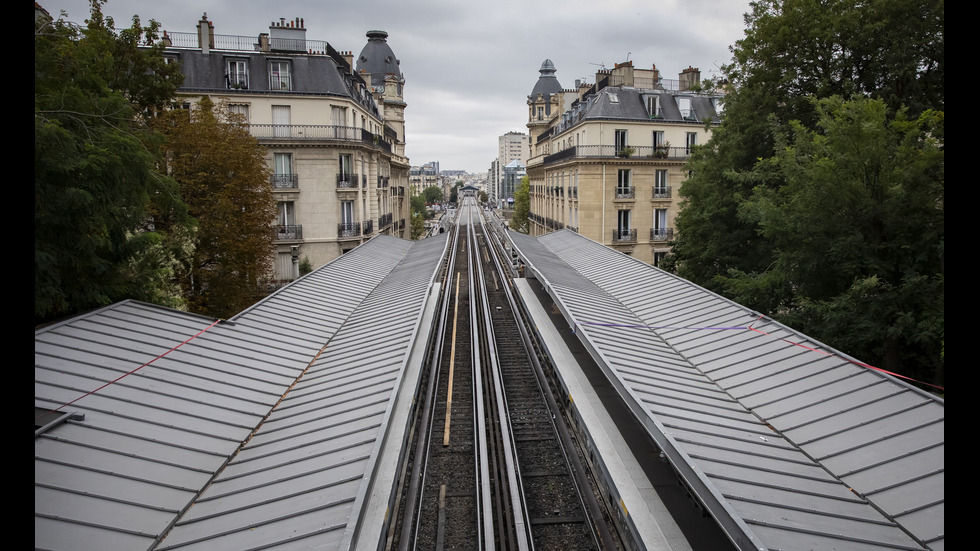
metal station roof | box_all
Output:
[35,234,449,551]
[510,229,944,551]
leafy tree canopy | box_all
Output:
[667,0,944,385]
[155,97,277,319]
[35,1,189,324]
[510,176,530,234]
[422,186,443,205]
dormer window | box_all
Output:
[647,95,661,118]
[270,60,292,91]
[226,59,248,89]
[678,97,694,120]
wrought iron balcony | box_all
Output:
[380,213,393,228]
[612,229,637,243]
[270,173,299,189]
[274,224,302,241]
[337,173,360,189]
[338,222,360,238]
[615,187,636,200]
[543,145,695,165]
[246,124,392,152]
[650,228,674,242]
[363,219,374,235]
[653,185,672,199]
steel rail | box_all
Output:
[480,205,617,551]
[471,201,534,551]
[466,203,496,551]
[399,217,461,551]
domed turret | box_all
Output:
[529,59,562,99]
[356,30,403,88]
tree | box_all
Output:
[737,97,943,382]
[667,0,944,384]
[669,0,944,289]
[156,98,276,318]
[422,186,443,205]
[510,176,530,234]
[35,2,190,323]
[409,194,428,239]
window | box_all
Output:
[277,201,295,226]
[686,132,698,154]
[678,97,693,119]
[653,131,665,148]
[270,60,291,90]
[272,153,295,188]
[339,154,353,185]
[655,170,668,197]
[616,209,632,241]
[272,105,290,138]
[228,103,249,122]
[616,169,632,196]
[652,208,671,242]
[274,153,292,175]
[615,129,628,154]
[647,95,661,117]
[654,251,667,267]
[226,59,248,89]
[341,200,354,224]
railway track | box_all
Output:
[391,198,617,551]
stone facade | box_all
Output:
[162,16,410,281]
[526,60,723,265]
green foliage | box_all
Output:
[156,97,276,319]
[298,256,313,276]
[669,0,944,384]
[35,1,190,323]
[735,98,943,380]
[410,211,427,240]
[510,176,530,234]
[479,190,488,203]
[422,186,443,205]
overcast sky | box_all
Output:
[42,0,752,174]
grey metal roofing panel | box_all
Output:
[511,229,942,551]
[156,234,448,550]
[36,234,448,551]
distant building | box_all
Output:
[500,159,526,208]
[161,16,410,281]
[409,162,441,197]
[494,131,528,203]
[525,59,724,265]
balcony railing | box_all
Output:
[379,213,393,228]
[363,219,374,235]
[337,173,360,189]
[543,145,694,165]
[653,185,672,199]
[612,229,637,243]
[338,222,360,238]
[650,228,674,242]
[271,173,299,189]
[274,224,302,241]
[615,187,635,200]
[247,124,392,152]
